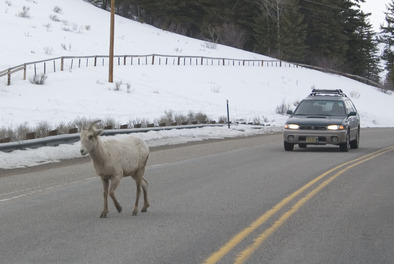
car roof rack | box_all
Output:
[309,89,347,97]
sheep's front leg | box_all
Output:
[109,177,122,214]
[100,178,109,218]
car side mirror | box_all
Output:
[348,111,357,117]
[286,110,293,115]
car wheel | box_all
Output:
[339,132,350,152]
[284,141,294,151]
[350,128,360,149]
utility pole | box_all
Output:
[108,0,115,83]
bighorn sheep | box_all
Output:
[80,120,150,218]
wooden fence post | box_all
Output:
[23,64,26,80]
[61,57,64,71]
[152,55,155,65]
[26,132,36,140]
[7,69,11,85]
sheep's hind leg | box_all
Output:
[100,178,109,218]
[141,177,149,213]
[132,180,142,216]
[109,177,122,214]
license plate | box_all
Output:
[306,137,317,143]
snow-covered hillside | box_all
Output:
[1,0,393,129]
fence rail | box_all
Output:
[0,54,381,87]
[0,54,299,86]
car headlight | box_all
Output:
[285,124,300,129]
[327,125,345,130]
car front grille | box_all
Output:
[299,126,327,130]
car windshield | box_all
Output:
[294,100,346,116]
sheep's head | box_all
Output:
[80,120,103,156]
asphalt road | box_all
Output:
[1,128,393,264]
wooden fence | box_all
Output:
[0,54,381,87]
[0,54,299,86]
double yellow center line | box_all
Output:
[204,146,394,264]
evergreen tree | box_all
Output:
[253,0,286,58]
[343,0,381,81]
[83,0,383,84]
[279,0,307,62]
[379,0,394,89]
[299,0,348,69]
[253,5,278,56]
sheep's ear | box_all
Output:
[93,129,103,137]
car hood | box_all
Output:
[286,115,346,125]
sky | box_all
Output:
[360,0,391,32]
[0,0,393,169]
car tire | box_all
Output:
[350,128,360,149]
[339,132,350,152]
[284,141,294,151]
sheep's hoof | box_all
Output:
[132,210,138,216]
[116,205,122,213]
[100,212,108,218]
[141,207,148,213]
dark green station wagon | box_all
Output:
[283,89,360,152]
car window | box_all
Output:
[345,100,357,114]
[294,100,346,116]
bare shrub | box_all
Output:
[53,6,63,14]
[349,90,360,99]
[18,6,30,18]
[0,110,216,142]
[194,112,210,124]
[174,113,188,124]
[29,74,48,85]
[0,127,14,141]
[276,99,290,115]
[60,43,72,51]
[72,117,92,130]
[218,116,228,124]
[43,46,53,55]
[35,121,52,138]
[132,118,150,128]
[49,14,61,22]
[102,117,118,129]
[56,122,72,134]
[201,41,217,50]
[158,110,175,125]
[16,123,30,140]
[113,81,132,92]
